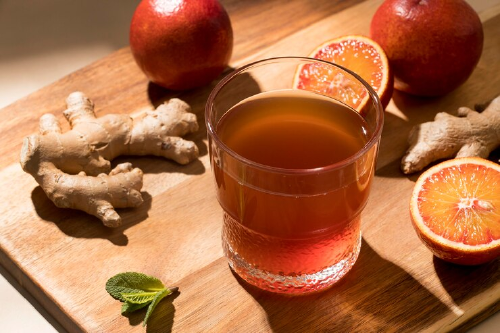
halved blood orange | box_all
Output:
[294,35,393,112]
[410,157,500,265]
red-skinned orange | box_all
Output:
[370,0,483,96]
[130,0,233,91]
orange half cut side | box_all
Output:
[410,157,500,265]
[294,35,393,113]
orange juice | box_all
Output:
[211,89,373,293]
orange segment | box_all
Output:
[410,157,500,265]
[294,35,393,112]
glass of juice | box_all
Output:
[205,57,383,294]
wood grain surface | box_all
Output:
[1,0,499,332]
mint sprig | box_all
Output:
[106,272,177,327]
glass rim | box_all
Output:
[205,56,384,175]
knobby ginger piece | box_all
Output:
[20,92,199,227]
[401,95,500,174]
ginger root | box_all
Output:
[21,92,199,227]
[401,95,500,174]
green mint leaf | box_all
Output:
[121,301,150,314]
[120,291,158,304]
[106,272,165,302]
[143,288,172,327]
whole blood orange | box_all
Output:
[130,0,233,91]
[370,0,483,96]
[410,157,500,265]
[295,35,393,112]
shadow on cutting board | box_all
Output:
[433,256,499,305]
[234,238,451,332]
[31,186,152,246]
[433,257,499,331]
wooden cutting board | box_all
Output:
[1,0,499,332]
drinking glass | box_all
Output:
[205,57,383,294]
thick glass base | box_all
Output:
[223,232,361,295]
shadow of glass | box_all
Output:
[433,256,499,305]
[232,238,450,332]
[31,186,152,246]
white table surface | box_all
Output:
[0,1,498,332]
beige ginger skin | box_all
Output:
[402,95,500,174]
[20,92,199,227]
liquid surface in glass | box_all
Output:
[217,90,368,169]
